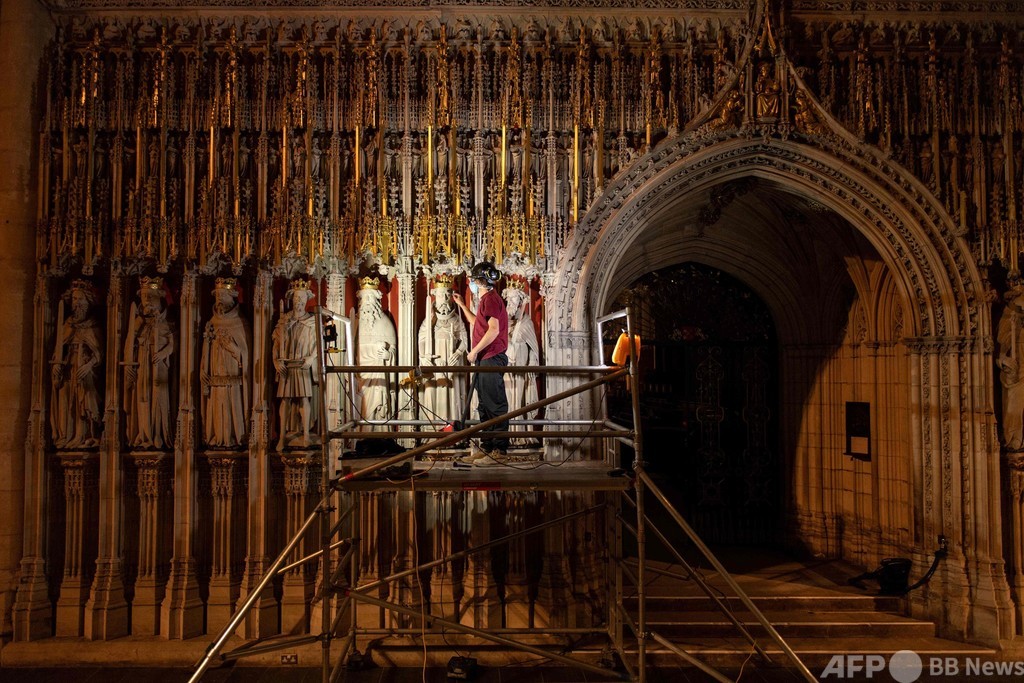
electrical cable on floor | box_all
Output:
[735,644,756,682]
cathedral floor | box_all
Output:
[0,551,1008,681]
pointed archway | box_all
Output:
[544,122,1012,643]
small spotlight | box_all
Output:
[446,656,477,680]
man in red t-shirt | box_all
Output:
[453,261,510,461]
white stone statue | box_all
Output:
[417,275,468,424]
[503,281,540,446]
[201,277,252,448]
[998,291,1024,451]
[273,279,320,451]
[355,277,397,427]
[123,276,176,449]
[50,280,104,449]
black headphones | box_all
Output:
[470,261,501,286]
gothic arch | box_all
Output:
[553,132,981,343]
[545,126,1012,643]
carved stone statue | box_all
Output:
[50,280,104,449]
[292,137,307,178]
[273,279,320,451]
[509,131,524,183]
[503,281,540,446]
[530,134,546,181]
[480,134,495,184]
[201,277,251,448]
[435,132,450,182]
[794,90,825,136]
[417,275,468,424]
[999,291,1024,451]
[311,137,323,180]
[384,133,400,180]
[755,62,780,119]
[411,133,425,179]
[123,277,176,449]
[73,135,88,178]
[355,277,397,427]
[362,132,379,182]
[457,132,472,182]
[712,89,743,131]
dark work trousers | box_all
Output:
[477,353,510,453]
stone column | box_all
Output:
[965,339,1015,643]
[318,267,349,634]
[55,453,98,636]
[542,328,590,460]
[12,278,56,640]
[427,492,455,618]
[128,453,173,635]
[907,337,1014,643]
[355,491,387,629]
[473,130,485,221]
[205,454,246,630]
[84,271,129,639]
[501,492,532,627]
[2,0,54,643]
[461,492,500,628]
[325,272,350,455]
[396,257,416,441]
[241,270,279,638]
[161,271,203,638]
[390,490,424,628]
[535,492,573,628]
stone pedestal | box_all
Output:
[427,492,460,620]
[11,557,52,640]
[205,454,246,631]
[279,451,319,634]
[55,452,99,637]
[390,491,423,629]
[161,557,204,639]
[497,492,532,628]
[122,452,173,636]
[461,493,501,629]
[354,492,390,629]
[534,497,573,629]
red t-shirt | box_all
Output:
[472,288,509,359]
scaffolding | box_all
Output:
[188,307,816,683]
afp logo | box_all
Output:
[820,651,923,683]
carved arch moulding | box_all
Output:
[557,132,980,339]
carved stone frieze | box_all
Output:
[547,330,590,350]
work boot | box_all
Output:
[474,448,508,466]
[459,441,489,464]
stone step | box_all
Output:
[628,593,905,613]
[619,635,998,670]
[640,609,936,638]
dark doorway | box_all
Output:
[608,262,780,545]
